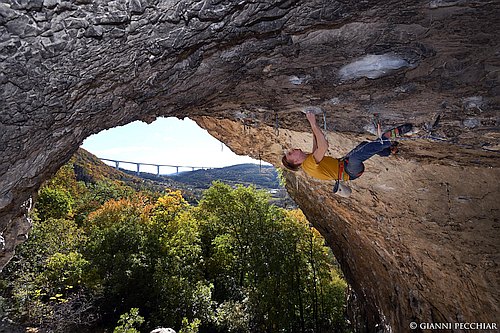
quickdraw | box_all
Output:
[373,113,383,143]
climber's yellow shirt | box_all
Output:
[301,154,346,180]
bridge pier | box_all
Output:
[136,163,140,176]
[157,165,160,176]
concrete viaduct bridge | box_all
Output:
[99,158,213,176]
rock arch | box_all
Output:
[1,0,499,331]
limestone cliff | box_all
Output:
[0,0,498,332]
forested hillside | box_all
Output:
[0,151,348,333]
[72,148,292,207]
[170,164,279,189]
[119,161,294,207]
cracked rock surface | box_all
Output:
[1,0,499,331]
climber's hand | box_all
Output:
[305,112,317,125]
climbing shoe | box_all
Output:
[390,141,399,155]
[376,142,399,157]
[383,123,413,139]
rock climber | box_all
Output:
[282,111,413,197]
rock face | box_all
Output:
[1,0,498,332]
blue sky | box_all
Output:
[81,117,264,174]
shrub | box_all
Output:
[36,187,74,220]
[114,308,144,333]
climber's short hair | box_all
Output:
[282,154,301,171]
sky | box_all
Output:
[81,117,265,175]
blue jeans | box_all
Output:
[344,140,392,180]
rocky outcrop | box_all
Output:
[1,0,498,332]
[196,116,500,332]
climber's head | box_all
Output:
[282,149,306,171]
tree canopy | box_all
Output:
[1,163,348,333]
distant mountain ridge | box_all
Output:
[118,162,280,190]
[169,163,280,189]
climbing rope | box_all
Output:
[322,109,327,131]
[259,152,262,173]
[275,112,280,136]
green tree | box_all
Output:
[0,216,91,330]
[196,181,347,332]
[84,193,213,331]
[36,187,74,220]
[42,252,90,294]
[44,163,83,200]
[150,194,214,329]
[84,198,154,323]
[180,317,201,333]
[2,169,348,333]
[74,180,136,224]
[113,308,144,333]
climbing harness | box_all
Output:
[338,159,349,181]
[341,159,365,180]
